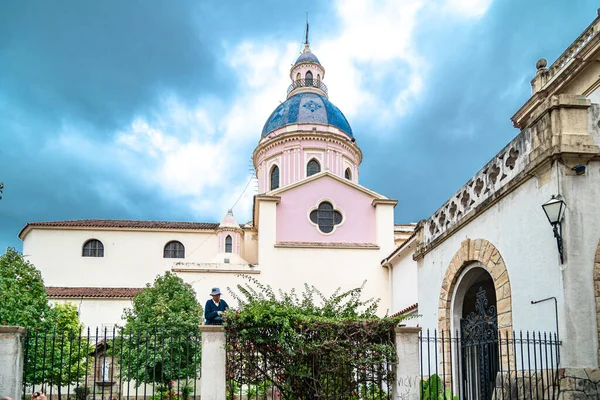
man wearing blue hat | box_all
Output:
[204,287,229,325]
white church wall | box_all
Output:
[259,246,392,315]
[50,298,133,330]
[23,229,218,287]
[417,173,563,334]
[389,241,418,319]
[256,195,394,316]
[417,159,600,367]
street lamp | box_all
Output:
[541,195,567,263]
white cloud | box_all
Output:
[444,0,492,18]
[47,0,493,224]
[314,0,491,126]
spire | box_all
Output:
[305,13,309,46]
[303,14,311,53]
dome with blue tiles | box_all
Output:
[261,92,353,138]
[294,50,320,65]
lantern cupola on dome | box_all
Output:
[254,22,361,194]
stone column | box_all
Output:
[199,325,226,400]
[0,326,27,400]
[392,327,421,400]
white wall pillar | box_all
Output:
[392,327,421,400]
[200,325,226,400]
[0,326,27,400]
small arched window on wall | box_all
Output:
[270,165,280,190]
[225,235,232,253]
[307,159,321,177]
[82,239,104,257]
[164,241,185,258]
[317,74,321,82]
[345,168,352,180]
[305,71,313,86]
[296,72,301,83]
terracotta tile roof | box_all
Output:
[390,303,418,318]
[275,242,379,249]
[47,287,143,299]
[19,219,226,238]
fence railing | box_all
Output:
[419,329,562,400]
[22,327,202,400]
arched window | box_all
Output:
[317,74,321,82]
[306,159,321,177]
[305,71,313,86]
[296,72,301,82]
[164,241,185,258]
[82,239,104,257]
[270,165,280,190]
[310,202,343,234]
[225,235,232,253]
[345,168,352,180]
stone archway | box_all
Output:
[595,240,600,365]
[438,238,513,335]
[437,239,513,389]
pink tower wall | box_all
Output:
[275,175,376,244]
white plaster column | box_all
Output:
[0,326,27,400]
[392,327,421,400]
[200,325,226,400]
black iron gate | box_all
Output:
[460,286,499,400]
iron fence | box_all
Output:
[22,327,201,400]
[419,329,564,400]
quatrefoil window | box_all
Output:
[309,201,343,234]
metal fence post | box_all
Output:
[0,326,27,400]
[199,325,226,400]
[392,327,421,400]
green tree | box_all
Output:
[0,247,51,327]
[26,303,91,398]
[0,248,90,393]
[116,271,203,387]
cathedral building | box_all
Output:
[19,40,408,328]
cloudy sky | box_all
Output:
[0,1,597,251]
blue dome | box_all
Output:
[295,51,320,65]
[261,93,353,137]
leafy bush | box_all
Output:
[73,385,89,400]
[420,374,458,400]
[224,275,407,399]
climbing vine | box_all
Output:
[224,275,407,399]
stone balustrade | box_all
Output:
[545,16,600,81]
[422,130,531,247]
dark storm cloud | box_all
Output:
[0,1,335,250]
[0,1,228,131]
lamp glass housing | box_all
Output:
[542,196,566,225]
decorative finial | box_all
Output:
[536,58,547,71]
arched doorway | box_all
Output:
[452,266,499,400]
[438,239,513,399]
